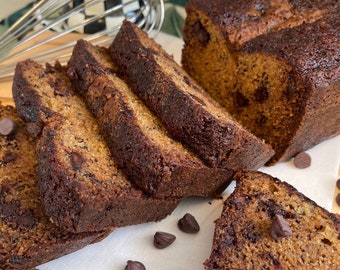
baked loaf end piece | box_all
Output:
[109,20,274,171]
[182,0,340,164]
[204,171,340,269]
[67,39,234,198]
[12,59,178,233]
[0,104,107,269]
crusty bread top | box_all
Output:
[110,20,274,170]
[12,60,178,233]
[205,171,340,269]
[186,0,337,45]
[240,9,340,88]
[0,104,106,269]
[13,60,129,189]
[67,39,234,198]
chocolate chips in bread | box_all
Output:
[0,104,108,269]
[182,0,340,164]
[204,171,340,269]
[109,20,274,171]
[12,59,179,233]
[67,39,234,198]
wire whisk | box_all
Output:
[0,0,164,81]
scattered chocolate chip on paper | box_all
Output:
[178,213,200,233]
[124,260,146,270]
[336,179,340,190]
[153,231,176,249]
[293,151,311,169]
[335,193,340,207]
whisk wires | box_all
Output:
[0,0,164,81]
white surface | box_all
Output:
[37,33,340,270]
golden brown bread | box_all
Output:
[0,104,108,269]
[205,171,340,269]
[182,0,340,164]
[109,20,274,171]
[67,39,234,198]
[12,59,179,233]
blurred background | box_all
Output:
[0,0,188,37]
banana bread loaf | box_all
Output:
[204,171,340,269]
[0,104,108,269]
[67,39,234,198]
[182,0,340,164]
[109,20,274,171]
[12,59,179,233]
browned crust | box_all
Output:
[234,171,340,228]
[0,105,108,269]
[204,171,340,269]
[109,20,274,171]
[185,0,338,46]
[182,1,340,164]
[37,125,179,231]
[240,11,339,89]
[12,60,179,233]
[67,39,234,198]
[240,11,340,162]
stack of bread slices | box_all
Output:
[2,15,339,269]
[2,20,275,268]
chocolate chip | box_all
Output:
[293,151,311,169]
[153,231,176,249]
[270,214,292,240]
[256,113,267,125]
[17,208,36,229]
[0,200,18,217]
[336,179,340,190]
[70,152,83,171]
[0,117,16,136]
[2,151,17,164]
[193,20,210,46]
[263,252,281,267]
[178,213,200,233]
[321,238,332,245]
[243,224,261,243]
[233,91,249,108]
[254,85,269,103]
[335,193,340,207]
[124,260,146,270]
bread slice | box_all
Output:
[67,39,234,198]
[204,171,340,269]
[0,104,108,269]
[12,59,179,233]
[109,20,274,171]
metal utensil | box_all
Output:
[0,0,164,81]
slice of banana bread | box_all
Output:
[204,171,340,269]
[109,20,274,171]
[67,39,234,198]
[12,59,179,233]
[0,104,108,269]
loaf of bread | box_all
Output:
[12,59,179,233]
[67,39,234,198]
[0,104,108,269]
[109,20,274,171]
[182,0,340,164]
[204,171,340,269]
